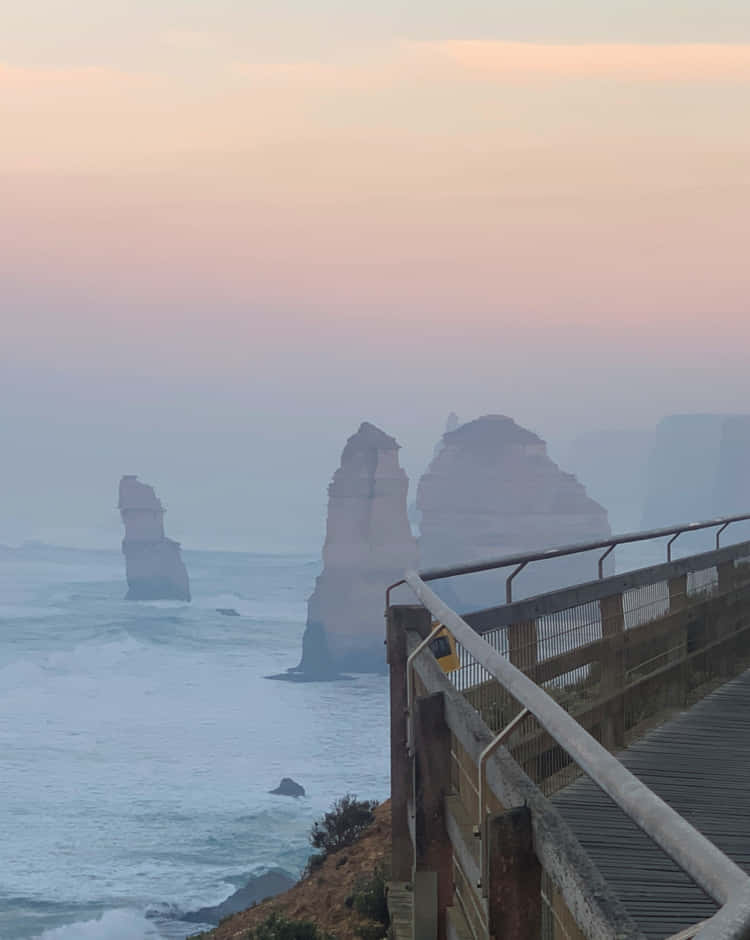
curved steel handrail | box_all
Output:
[415,511,750,602]
[402,570,750,938]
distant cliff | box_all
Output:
[118,475,191,602]
[417,415,612,610]
[564,429,655,533]
[291,422,417,678]
[641,414,750,530]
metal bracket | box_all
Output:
[406,621,446,756]
[505,562,528,604]
[667,533,681,562]
[598,543,616,579]
[474,707,530,895]
[716,522,731,550]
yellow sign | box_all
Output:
[429,624,460,673]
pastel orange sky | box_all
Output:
[3,27,750,361]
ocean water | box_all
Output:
[0,545,391,940]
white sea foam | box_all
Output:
[35,909,160,939]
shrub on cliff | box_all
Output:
[247,910,334,940]
[352,865,389,927]
[310,794,378,857]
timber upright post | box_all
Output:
[387,605,432,884]
[487,807,542,939]
[599,593,626,750]
[413,692,452,940]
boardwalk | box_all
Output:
[552,670,750,938]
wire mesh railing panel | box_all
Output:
[687,566,719,597]
[623,580,670,629]
[536,602,602,663]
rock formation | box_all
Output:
[290,422,418,678]
[641,415,750,530]
[118,475,191,602]
[269,777,306,797]
[564,429,655,533]
[714,416,750,518]
[181,869,295,925]
[416,415,612,611]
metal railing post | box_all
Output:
[475,707,530,895]
[506,562,528,604]
[598,543,617,579]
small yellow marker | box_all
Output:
[429,623,460,673]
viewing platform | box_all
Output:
[386,513,750,940]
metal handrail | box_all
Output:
[414,511,750,602]
[402,570,750,939]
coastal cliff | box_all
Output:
[564,429,654,533]
[642,414,750,529]
[291,422,417,678]
[118,475,191,602]
[416,415,612,610]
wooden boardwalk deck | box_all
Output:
[552,670,750,938]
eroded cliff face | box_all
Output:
[715,416,750,517]
[118,475,191,602]
[564,429,655,533]
[416,415,612,611]
[641,414,750,528]
[294,422,417,677]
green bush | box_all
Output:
[354,924,387,940]
[310,794,378,857]
[247,910,334,940]
[352,866,389,926]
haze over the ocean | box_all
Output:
[3,0,749,551]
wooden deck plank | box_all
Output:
[552,669,750,938]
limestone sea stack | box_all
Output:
[564,429,655,532]
[292,422,418,678]
[118,475,191,602]
[416,415,612,611]
[641,414,750,529]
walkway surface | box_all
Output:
[552,670,750,939]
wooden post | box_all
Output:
[669,574,689,613]
[718,561,736,595]
[387,605,432,883]
[413,692,453,940]
[669,575,690,705]
[487,806,541,939]
[599,593,625,750]
[508,619,538,672]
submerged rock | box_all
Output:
[269,777,305,797]
[118,475,191,602]
[216,607,240,617]
[417,415,612,610]
[288,422,418,679]
[181,868,295,925]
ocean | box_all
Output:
[0,544,391,939]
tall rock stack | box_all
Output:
[564,429,655,533]
[641,414,750,535]
[416,415,612,611]
[118,475,191,602]
[294,422,418,678]
[714,416,750,517]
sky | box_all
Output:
[2,1,750,551]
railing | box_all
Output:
[411,511,750,603]
[387,514,750,940]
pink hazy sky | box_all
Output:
[2,2,750,548]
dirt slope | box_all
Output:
[197,800,392,940]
